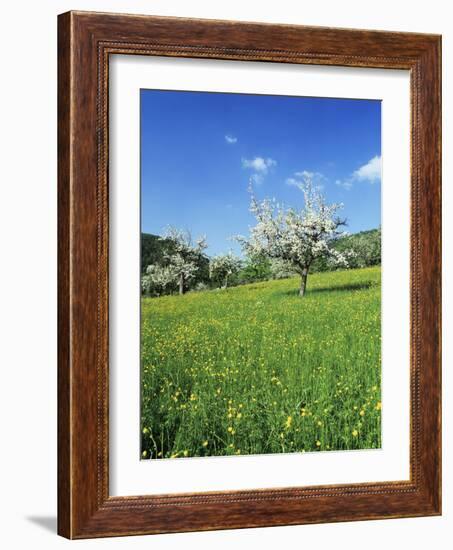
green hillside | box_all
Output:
[311,227,381,272]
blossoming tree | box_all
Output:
[141,264,175,296]
[237,179,351,296]
[209,252,242,289]
[143,227,207,295]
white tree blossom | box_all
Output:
[269,258,297,280]
[236,177,351,296]
[209,252,242,289]
[161,227,207,295]
[142,264,176,296]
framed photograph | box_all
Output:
[58,11,441,538]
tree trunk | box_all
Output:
[179,273,185,295]
[223,274,229,289]
[299,267,308,297]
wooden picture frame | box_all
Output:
[58,10,441,539]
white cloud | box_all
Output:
[352,155,382,183]
[242,157,277,174]
[335,155,382,191]
[286,170,325,190]
[294,170,319,179]
[250,173,264,185]
[335,178,353,190]
[286,177,299,186]
[225,134,237,144]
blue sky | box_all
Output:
[141,90,381,256]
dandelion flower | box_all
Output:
[352,430,359,437]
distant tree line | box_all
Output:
[141,227,381,297]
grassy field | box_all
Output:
[141,266,381,459]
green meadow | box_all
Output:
[141,266,381,459]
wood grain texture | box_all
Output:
[57,11,441,539]
[57,11,71,538]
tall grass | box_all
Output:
[141,266,381,459]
